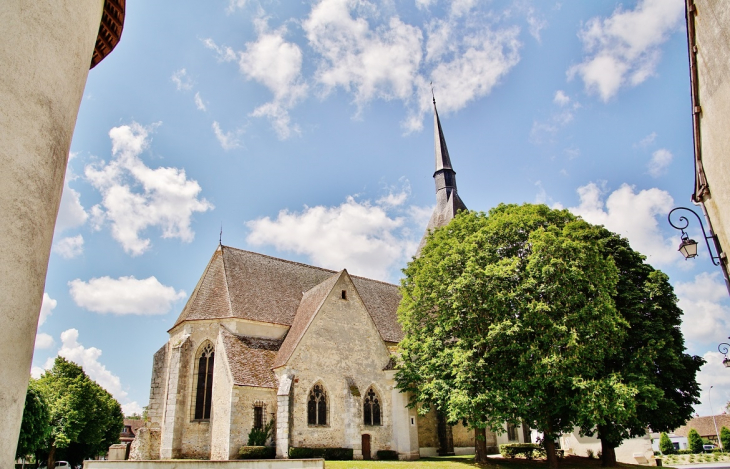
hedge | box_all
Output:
[377,450,399,460]
[289,447,353,460]
[499,443,546,460]
[238,446,275,459]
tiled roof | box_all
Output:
[173,246,403,342]
[273,272,342,369]
[220,326,282,388]
[674,414,730,438]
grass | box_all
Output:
[661,451,730,466]
[325,455,666,469]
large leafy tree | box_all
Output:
[396,204,631,468]
[16,379,51,461]
[578,230,703,466]
[36,357,124,468]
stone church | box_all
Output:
[132,101,531,461]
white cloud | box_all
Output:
[415,0,436,9]
[647,148,673,177]
[525,7,547,42]
[694,352,730,417]
[85,122,213,256]
[226,0,248,13]
[246,192,422,281]
[34,333,54,350]
[675,272,730,349]
[69,275,186,315]
[212,121,242,150]
[122,401,144,417]
[204,20,307,139]
[55,154,88,234]
[38,292,57,327]
[53,234,84,259]
[554,90,570,106]
[194,92,207,111]
[171,68,194,91]
[47,329,128,403]
[568,0,683,101]
[636,131,657,148]
[303,0,423,110]
[568,182,678,265]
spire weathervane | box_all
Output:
[430,81,435,104]
[219,223,222,246]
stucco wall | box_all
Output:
[694,1,730,257]
[210,332,234,460]
[275,273,395,458]
[560,430,654,465]
[0,1,104,465]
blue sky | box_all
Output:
[31,0,730,419]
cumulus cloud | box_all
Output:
[694,351,730,416]
[530,91,580,144]
[568,0,684,101]
[85,122,213,256]
[55,155,88,234]
[171,68,194,91]
[69,275,186,315]
[123,401,144,417]
[34,333,54,350]
[53,234,84,259]
[568,182,678,265]
[647,148,673,177]
[42,329,129,404]
[525,7,547,42]
[39,292,57,327]
[675,272,730,349]
[246,190,423,281]
[205,19,307,139]
[554,90,570,106]
[636,131,657,148]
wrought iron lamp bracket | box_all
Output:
[668,207,723,266]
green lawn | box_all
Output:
[325,455,669,469]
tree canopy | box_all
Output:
[396,203,702,467]
[15,379,51,460]
[35,357,123,467]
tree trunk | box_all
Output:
[475,427,488,464]
[544,438,558,469]
[600,436,617,467]
[47,443,56,469]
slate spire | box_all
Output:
[415,95,467,257]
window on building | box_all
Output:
[194,343,215,420]
[254,405,264,430]
[363,387,381,426]
[341,290,347,300]
[507,422,518,441]
[307,384,327,426]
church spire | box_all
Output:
[415,94,467,257]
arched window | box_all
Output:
[307,384,327,426]
[194,343,214,420]
[363,387,381,426]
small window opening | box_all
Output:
[254,405,264,430]
[410,417,415,426]
[341,290,347,300]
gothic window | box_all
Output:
[363,387,381,426]
[307,384,327,426]
[507,422,518,441]
[194,343,214,420]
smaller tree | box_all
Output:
[659,432,674,454]
[688,428,703,454]
[16,380,51,461]
[720,426,730,452]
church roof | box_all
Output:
[173,246,403,343]
[220,326,282,388]
[433,98,453,172]
[273,271,343,369]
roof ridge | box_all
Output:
[221,244,399,287]
[220,247,234,319]
[169,249,223,331]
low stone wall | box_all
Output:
[83,460,324,469]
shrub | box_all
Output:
[377,450,399,460]
[247,419,274,446]
[238,446,275,459]
[586,449,594,459]
[659,433,675,454]
[721,426,730,451]
[689,429,704,454]
[288,447,353,460]
[677,449,693,455]
[499,443,545,460]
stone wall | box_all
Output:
[210,331,233,460]
[275,273,395,458]
[85,460,324,469]
[147,343,168,428]
[229,387,277,459]
[129,427,161,460]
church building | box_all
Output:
[132,100,531,460]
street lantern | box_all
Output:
[719,339,730,368]
[678,236,699,259]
